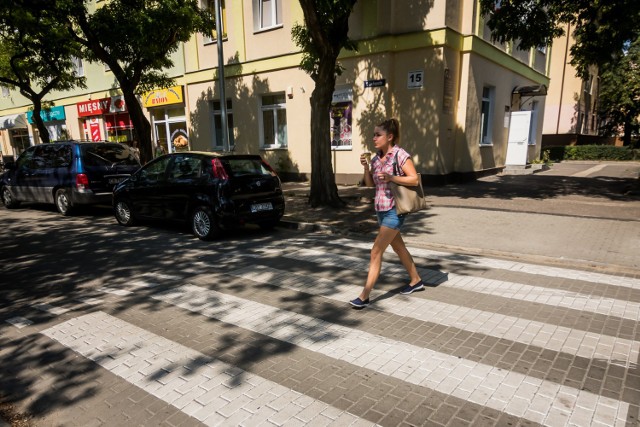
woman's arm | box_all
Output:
[389,158,419,186]
[361,154,375,188]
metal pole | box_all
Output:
[214,0,230,151]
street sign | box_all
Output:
[364,79,386,88]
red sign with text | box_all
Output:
[77,98,111,117]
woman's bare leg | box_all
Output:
[390,233,421,285]
[357,226,399,300]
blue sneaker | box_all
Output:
[400,280,425,295]
[349,297,370,308]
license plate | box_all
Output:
[250,202,273,213]
[108,177,126,185]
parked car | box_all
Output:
[112,152,285,240]
[1,141,141,215]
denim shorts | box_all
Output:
[376,207,405,230]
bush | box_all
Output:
[545,145,639,161]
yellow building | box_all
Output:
[542,23,600,146]
[0,0,550,182]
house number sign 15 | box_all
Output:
[408,70,424,89]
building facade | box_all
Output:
[0,0,550,182]
[542,23,601,146]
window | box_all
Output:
[169,155,202,180]
[211,100,234,149]
[1,86,9,97]
[72,57,84,77]
[204,0,227,44]
[253,0,282,32]
[260,94,287,149]
[528,101,539,146]
[479,86,495,145]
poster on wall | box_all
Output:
[330,88,353,149]
[330,102,352,148]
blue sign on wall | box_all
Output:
[26,106,66,124]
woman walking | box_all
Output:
[350,118,424,308]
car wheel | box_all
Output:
[191,206,220,240]
[114,199,136,226]
[1,187,20,209]
[55,189,73,216]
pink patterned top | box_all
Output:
[371,146,410,212]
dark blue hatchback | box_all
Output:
[1,141,141,215]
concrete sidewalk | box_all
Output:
[281,161,640,275]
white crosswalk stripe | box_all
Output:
[151,283,629,426]
[226,264,639,368]
[281,237,640,289]
[252,247,640,320]
[6,235,638,426]
[42,311,375,427]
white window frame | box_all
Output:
[203,0,227,44]
[72,56,84,77]
[528,101,539,146]
[259,93,287,149]
[1,86,9,97]
[211,99,234,149]
[253,0,282,33]
[479,86,495,145]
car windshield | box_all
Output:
[225,158,272,177]
[83,144,139,167]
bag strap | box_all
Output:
[393,151,403,176]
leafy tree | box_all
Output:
[479,0,640,78]
[292,0,358,207]
[598,37,640,146]
[59,0,213,162]
[0,0,85,144]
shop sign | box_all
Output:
[26,106,66,124]
[142,86,184,108]
[78,96,128,117]
[77,98,111,117]
[110,96,127,113]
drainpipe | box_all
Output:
[215,0,230,152]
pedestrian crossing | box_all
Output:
[4,235,639,426]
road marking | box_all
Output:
[312,239,640,289]
[6,316,33,328]
[152,284,629,425]
[571,164,607,178]
[34,303,70,315]
[247,247,640,322]
[42,312,374,427]
[226,264,639,369]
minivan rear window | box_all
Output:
[83,144,139,167]
[225,158,272,177]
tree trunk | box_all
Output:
[30,97,50,144]
[623,118,632,146]
[308,59,344,208]
[121,85,152,163]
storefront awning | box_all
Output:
[0,113,28,130]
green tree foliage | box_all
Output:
[598,37,640,146]
[60,0,213,162]
[479,0,640,79]
[0,0,85,144]
[292,0,358,207]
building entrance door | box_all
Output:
[505,111,531,166]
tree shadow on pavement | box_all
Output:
[427,174,640,202]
